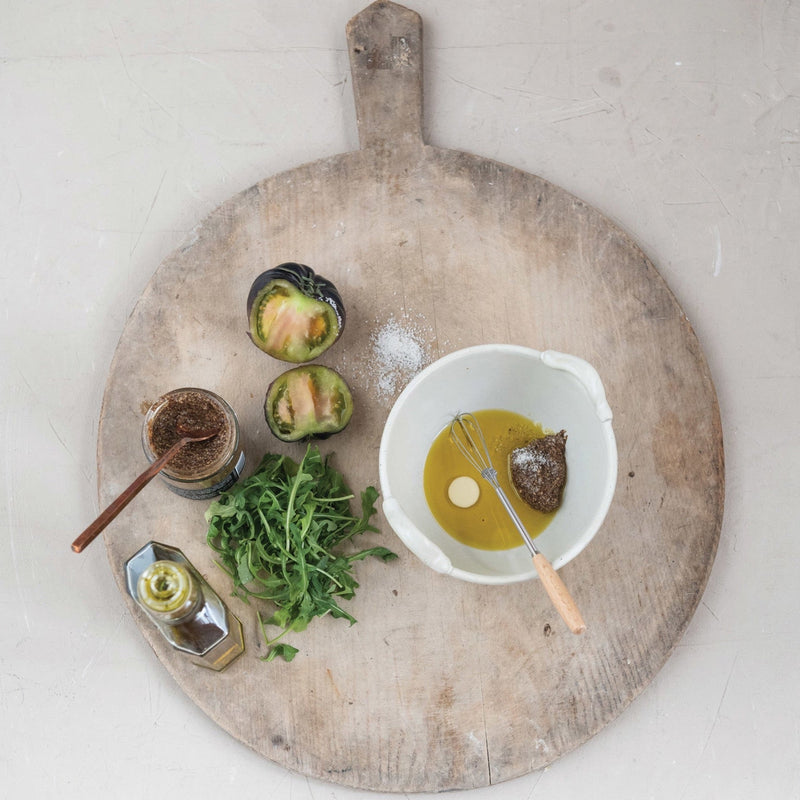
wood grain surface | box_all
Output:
[97,1,724,791]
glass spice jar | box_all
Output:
[142,387,245,500]
[125,541,245,671]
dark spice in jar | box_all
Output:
[147,390,232,478]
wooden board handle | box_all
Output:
[346,1,424,150]
[532,552,587,634]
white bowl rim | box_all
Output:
[378,344,618,585]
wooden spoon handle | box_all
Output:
[532,552,587,634]
[71,437,190,554]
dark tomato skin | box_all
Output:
[247,263,345,363]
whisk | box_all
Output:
[450,412,586,634]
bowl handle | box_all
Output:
[382,497,453,575]
[541,350,613,422]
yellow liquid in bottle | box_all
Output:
[423,409,555,551]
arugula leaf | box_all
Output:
[263,644,299,663]
[206,445,396,662]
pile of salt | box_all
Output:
[370,317,429,400]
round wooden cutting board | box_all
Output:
[97,1,724,792]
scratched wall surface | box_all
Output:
[2,1,799,798]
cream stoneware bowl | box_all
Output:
[378,344,617,584]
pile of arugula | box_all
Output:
[205,445,397,662]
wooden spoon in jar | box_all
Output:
[71,418,222,553]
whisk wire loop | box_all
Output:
[448,413,491,475]
[449,412,539,555]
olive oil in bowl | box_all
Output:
[423,409,555,551]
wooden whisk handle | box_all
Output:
[532,553,586,634]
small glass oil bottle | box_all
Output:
[125,541,244,671]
